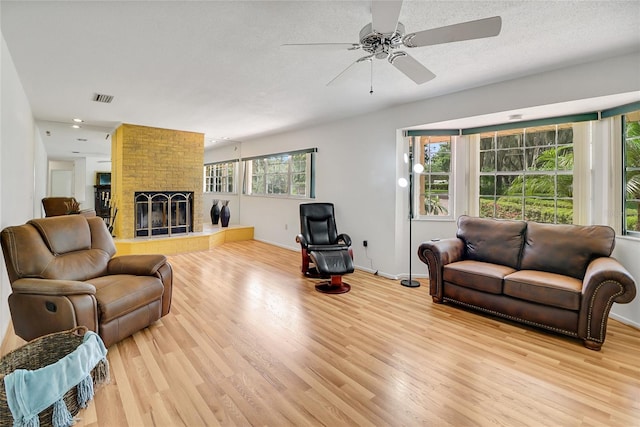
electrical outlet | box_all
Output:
[363,240,368,247]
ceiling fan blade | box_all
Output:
[281,43,361,52]
[327,54,374,86]
[371,0,404,34]
[388,52,436,84]
[403,16,502,48]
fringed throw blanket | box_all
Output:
[3,331,109,427]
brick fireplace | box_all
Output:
[111,124,204,239]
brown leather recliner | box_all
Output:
[1,215,172,347]
[42,197,80,216]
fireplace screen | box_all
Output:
[135,191,193,237]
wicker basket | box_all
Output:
[0,327,104,427]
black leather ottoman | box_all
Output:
[308,249,355,294]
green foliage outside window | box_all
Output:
[249,152,310,197]
[416,136,451,216]
[624,111,640,232]
[479,125,574,224]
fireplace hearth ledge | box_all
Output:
[113,224,254,255]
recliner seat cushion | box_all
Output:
[309,249,354,275]
[444,260,515,294]
[520,222,615,280]
[90,275,164,322]
[457,215,526,269]
[504,270,582,310]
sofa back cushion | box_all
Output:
[520,221,615,280]
[456,215,527,269]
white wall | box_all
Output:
[207,51,640,327]
[0,33,47,343]
[612,237,640,326]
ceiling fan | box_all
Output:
[282,1,502,89]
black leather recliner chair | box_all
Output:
[296,203,354,293]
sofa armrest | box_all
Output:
[107,254,168,276]
[418,238,465,302]
[11,278,96,295]
[578,257,637,349]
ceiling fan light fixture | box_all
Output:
[284,1,502,89]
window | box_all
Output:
[204,160,237,193]
[479,124,574,224]
[623,110,640,235]
[413,135,452,217]
[244,149,316,198]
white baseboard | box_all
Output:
[254,238,415,281]
[609,312,640,329]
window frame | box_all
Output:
[622,110,640,237]
[203,160,238,194]
[477,123,575,224]
[412,135,455,220]
[242,148,316,199]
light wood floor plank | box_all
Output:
[2,240,639,426]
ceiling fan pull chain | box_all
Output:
[370,59,374,95]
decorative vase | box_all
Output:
[220,200,230,228]
[210,199,220,225]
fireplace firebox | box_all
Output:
[135,191,193,237]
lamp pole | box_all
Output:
[401,148,421,288]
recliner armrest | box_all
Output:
[11,278,96,295]
[418,238,465,301]
[107,254,168,276]
[337,233,352,246]
[296,233,308,248]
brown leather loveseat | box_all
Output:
[1,214,173,347]
[418,215,636,350]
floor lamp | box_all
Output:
[398,149,424,288]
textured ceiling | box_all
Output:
[1,1,639,159]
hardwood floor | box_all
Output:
[2,240,639,426]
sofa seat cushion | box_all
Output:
[443,260,516,294]
[89,274,164,322]
[504,270,582,310]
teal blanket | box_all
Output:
[3,331,109,427]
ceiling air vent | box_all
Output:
[93,93,114,103]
